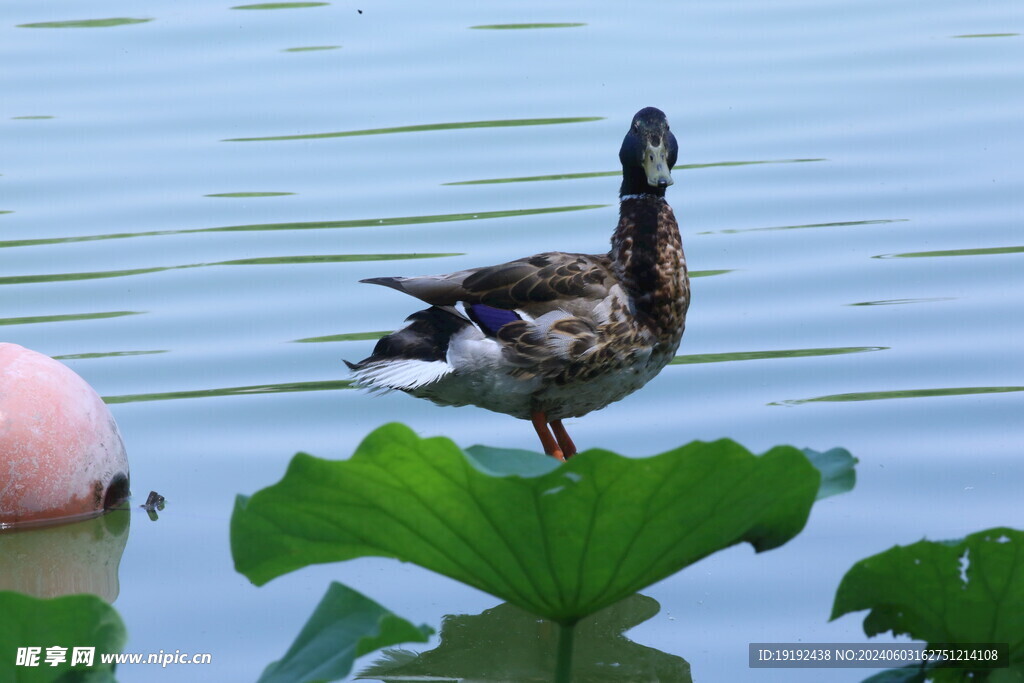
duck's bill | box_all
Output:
[643,141,674,188]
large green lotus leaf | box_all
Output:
[232,423,821,623]
[357,593,690,682]
[462,445,855,500]
[832,527,1024,674]
[259,582,432,683]
[0,591,125,682]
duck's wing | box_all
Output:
[362,252,615,315]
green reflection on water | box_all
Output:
[282,45,340,52]
[1,267,169,285]
[671,346,885,365]
[293,331,390,343]
[301,339,877,364]
[222,253,461,266]
[0,253,462,286]
[0,204,606,248]
[699,218,906,236]
[776,386,1024,405]
[683,158,825,169]
[0,311,141,326]
[952,33,1018,38]
[205,192,295,198]
[204,205,606,234]
[849,297,954,306]
[446,170,618,186]
[876,245,1024,259]
[18,18,153,29]
[104,379,352,404]
[224,117,603,142]
[361,594,689,682]
[54,350,167,360]
[232,2,328,9]
[689,269,732,278]
[445,159,825,186]
[102,347,891,404]
[470,23,586,30]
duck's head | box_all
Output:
[619,107,678,197]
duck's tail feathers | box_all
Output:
[348,358,453,392]
[346,306,467,392]
[360,274,469,306]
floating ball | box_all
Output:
[0,343,129,528]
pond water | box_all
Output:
[3,0,1023,680]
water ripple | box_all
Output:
[952,33,1019,39]
[103,347,891,406]
[0,311,142,326]
[288,338,885,363]
[292,331,391,343]
[17,18,153,29]
[0,205,605,249]
[774,387,1024,405]
[445,159,825,186]
[231,3,328,9]
[699,218,907,236]
[54,350,167,360]
[469,23,586,30]
[671,346,886,365]
[282,46,340,52]
[205,192,295,198]
[104,379,352,404]
[223,117,603,142]
[874,245,1024,259]
[0,253,463,286]
[849,297,954,307]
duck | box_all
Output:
[346,107,689,460]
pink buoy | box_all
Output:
[0,343,129,528]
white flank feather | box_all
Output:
[352,359,452,391]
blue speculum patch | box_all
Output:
[467,303,521,335]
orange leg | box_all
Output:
[550,420,577,459]
[530,411,565,461]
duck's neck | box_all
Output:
[619,165,668,200]
[610,193,688,338]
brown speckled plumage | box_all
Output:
[348,107,688,457]
[612,198,689,339]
